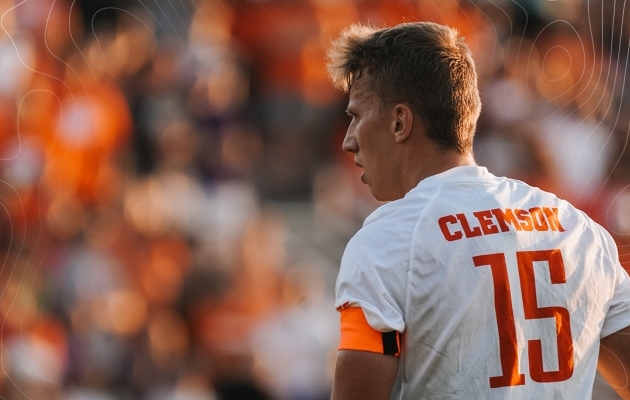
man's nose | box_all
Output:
[342,131,358,153]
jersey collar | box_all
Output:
[406,166,492,197]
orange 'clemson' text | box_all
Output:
[438,207,565,242]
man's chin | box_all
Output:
[363,176,399,202]
[368,187,387,202]
[368,186,403,203]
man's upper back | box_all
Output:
[335,166,630,399]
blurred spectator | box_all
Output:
[474,122,559,194]
[0,1,626,399]
[251,263,338,400]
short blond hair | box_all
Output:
[326,22,481,154]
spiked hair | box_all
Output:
[326,22,481,154]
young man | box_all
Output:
[326,22,630,399]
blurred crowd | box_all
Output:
[0,0,628,399]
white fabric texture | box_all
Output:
[335,166,630,399]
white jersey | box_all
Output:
[335,166,630,399]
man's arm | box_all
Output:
[598,325,630,399]
[331,350,398,400]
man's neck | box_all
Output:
[401,148,476,195]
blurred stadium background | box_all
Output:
[0,0,628,399]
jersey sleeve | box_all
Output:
[601,262,630,338]
[334,220,409,336]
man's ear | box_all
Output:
[392,103,413,143]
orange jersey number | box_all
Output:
[473,249,574,388]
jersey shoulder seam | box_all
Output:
[403,183,445,326]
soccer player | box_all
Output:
[326,22,630,399]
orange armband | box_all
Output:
[338,307,400,356]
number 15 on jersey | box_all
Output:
[473,249,574,388]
